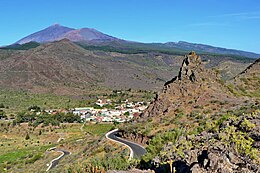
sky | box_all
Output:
[0,0,260,53]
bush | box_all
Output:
[0,103,5,108]
[28,105,41,112]
[25,133,30,140]
[25,153,42,164]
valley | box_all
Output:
[0,23,259,173]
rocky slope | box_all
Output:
[120,52,259,173]
[0,40,255,95]
[0,40,180,94]
[229,58,260,97]
[142,51,242,118]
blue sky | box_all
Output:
[1,0,260,53]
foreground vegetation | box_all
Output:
[0,88,155,172]
[0,122,116,172]
[122,104,260,172]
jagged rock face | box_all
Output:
[177,51,202,82]
[142,52,239,118]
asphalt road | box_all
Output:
[106,129,146,159]
[46,149,70,171]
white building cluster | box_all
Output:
[72,99,148,123]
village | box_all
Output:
[71,99,148,123]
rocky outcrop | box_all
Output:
[118,131,149,145]
[142,51,240,118]
[135,52,259,173]
[108,169,154,173]
[237,58,260,76]
[150,110,260,173]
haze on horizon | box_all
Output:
[1,0,260,53]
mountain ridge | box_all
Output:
[164,41,260,59]
[10,24,260,58]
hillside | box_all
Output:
[119,52,259,173]
[142,51,244,118]
[1,40,255,96]
[0,39,255,96]
[0,39,180,94]
[228,58,260,97]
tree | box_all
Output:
[28,105,41,112]
[0,103,5,108]
[0,110,6,119]
[124,111,130,116]
[25,133,30,140]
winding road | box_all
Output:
[46,149,71,172]
[46,128,146,171]
[106,129,146,159]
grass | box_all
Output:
[0,145,50,164]
[83,123,114,136]
[0,150,28,163]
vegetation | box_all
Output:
[15,111,81,127]
[142,129,183,163]
[77,42,253,62]
[134,104,260,172]
[83,123,114,136]
[0,42,40,50]
[77,42,189,55]
[0,89,154,115]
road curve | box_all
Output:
[106,129,146,159]
[46,149,71,171]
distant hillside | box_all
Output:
[0,40,180,94]
[1,42,40,50]
[0,40,253,95]
[164,41,260,59]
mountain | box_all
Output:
[10,24,260,58]
[15,24,119,44]
[63,28,118,42]
[16,24,74,44]
[164,41,260,59]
